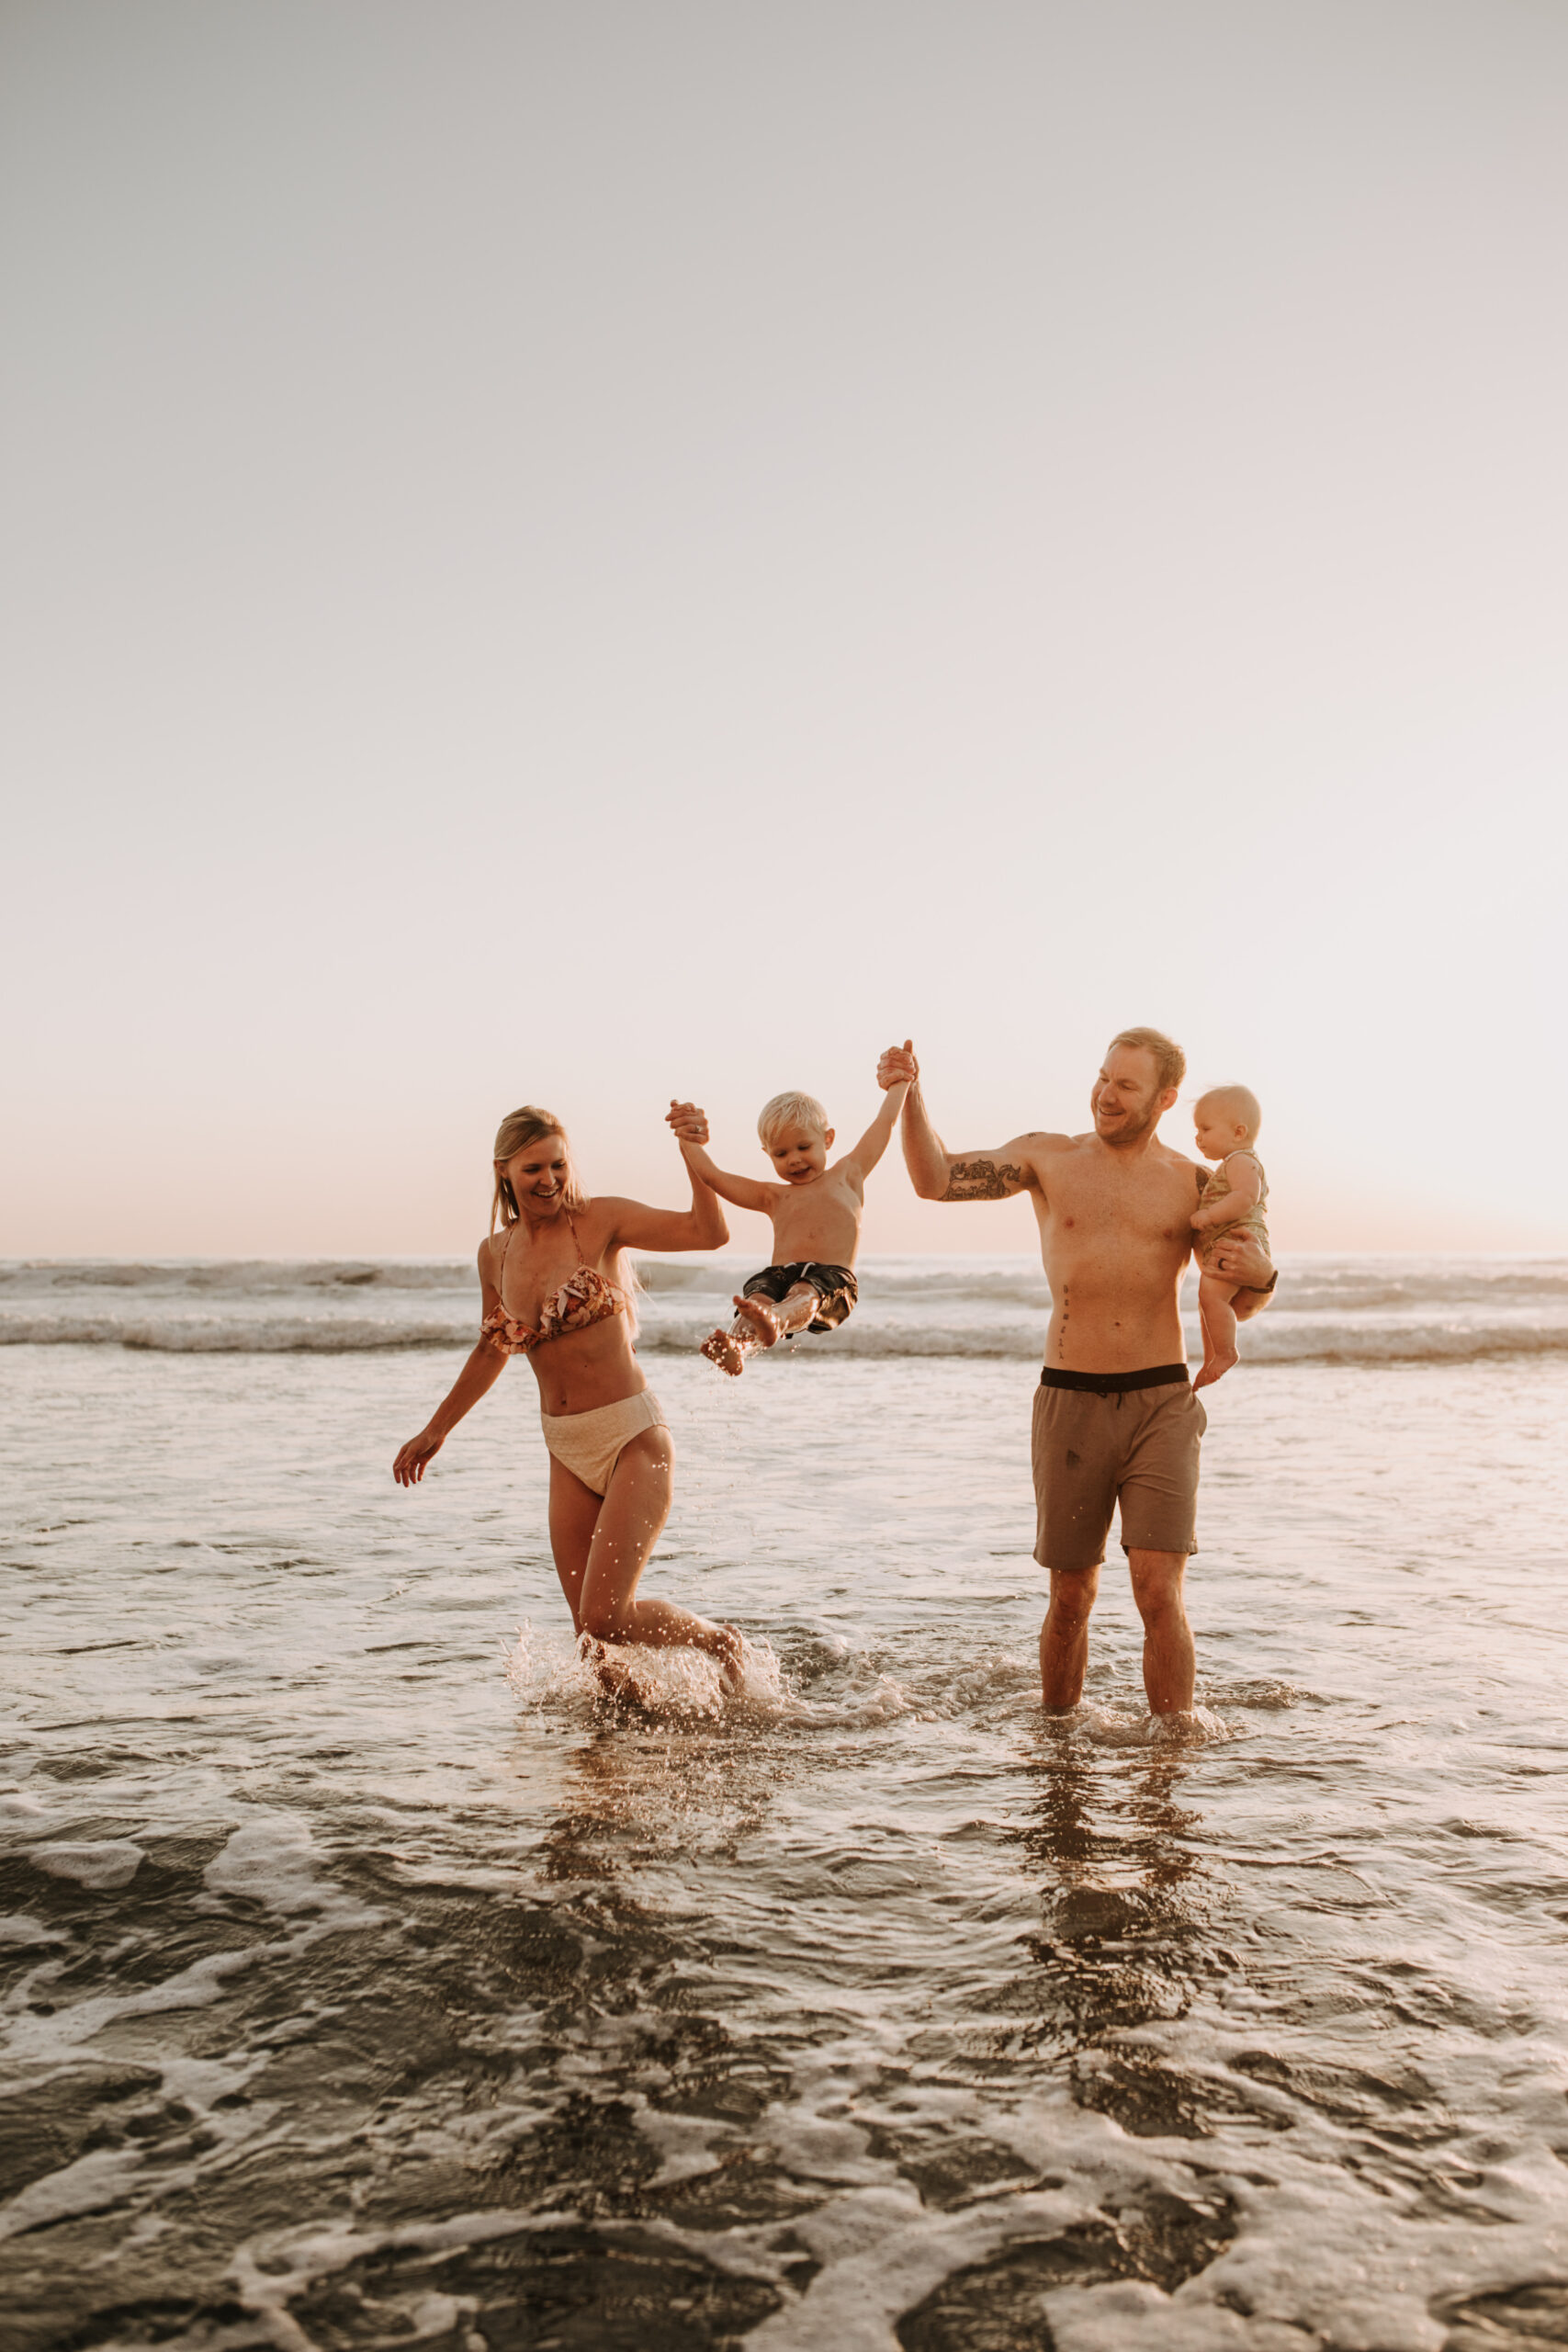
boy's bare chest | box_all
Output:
[773,1170,859,1241]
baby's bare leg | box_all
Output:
[1194,1271,1240,1390]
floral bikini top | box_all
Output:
[480,1214,627,1357]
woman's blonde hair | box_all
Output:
[491,1107,584,1231]
[489,1104,638,1332]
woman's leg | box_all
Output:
[576,1427,743,1685]
[547,1455,604,1633]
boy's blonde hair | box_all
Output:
[758,1090,829,1146]
[1195,1084,1262,1141]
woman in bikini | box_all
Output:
[393,1104,743,1687]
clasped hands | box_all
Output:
[666,1100,711,1145]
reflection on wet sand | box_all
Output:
[1013,1744,1228,2041]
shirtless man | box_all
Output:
[877,1029,1276,1718]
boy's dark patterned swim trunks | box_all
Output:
[741,1261,858,1334]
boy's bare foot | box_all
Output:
[733,1295,780,1350]
[1193,1348,1237,1391]
[701,1327,746,1375]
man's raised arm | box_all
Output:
[877,1042,1037,1203]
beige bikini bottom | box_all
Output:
[539,1390,667,1498]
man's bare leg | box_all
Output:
[1040,1563,1100,1710]
[1194,1274,1239,1390]
[1127,1548,1195,1714]
[701,1283,819,1376]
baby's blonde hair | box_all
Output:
[758,1090,829,1146]
[1195,1084,1262,1142]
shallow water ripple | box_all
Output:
[4,1350,1568,2349]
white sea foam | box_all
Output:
[0,1914,58,1945]
[505,1619,788,1722]
[5,1251,1565,1363]
[203,1815,384,1928]
[26,1839,146,1889]
[1072,1703,1237,1747]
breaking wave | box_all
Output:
[3,1254,1566,1365]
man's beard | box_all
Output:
[1094,1095,1159,1148]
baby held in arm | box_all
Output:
[665,1065,911,1374]
[1190,1085,1270,1390]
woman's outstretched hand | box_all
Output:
[666,1099,710,1144]
[393,1428,444,1487]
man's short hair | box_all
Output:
[1107,1027,1187,1093]
[758,1090,829,1144]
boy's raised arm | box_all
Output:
[665,1100,775,1214]
[843,1072,911,1177]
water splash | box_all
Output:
[504,1620,788,1723]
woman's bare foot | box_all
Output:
[1193,1348,1237,1391]
[583,1637,643,1703]
[701,1622,746,1694]
[733,1295,780,1350]
[701,1327,746,1375]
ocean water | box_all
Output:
[6,1250,1568,1365]
[4,1256,1568,2351]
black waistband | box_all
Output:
[1039,1363,1189,1395]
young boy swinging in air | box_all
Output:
[665,1062,911,1374]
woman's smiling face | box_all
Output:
[504,1134,570,1214]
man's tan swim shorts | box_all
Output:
[1032,1365,1205,1573]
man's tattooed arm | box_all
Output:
[940,1157,1030,1202]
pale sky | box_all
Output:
[5,1,1566,1261]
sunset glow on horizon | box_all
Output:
[6,3,1566,1261]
